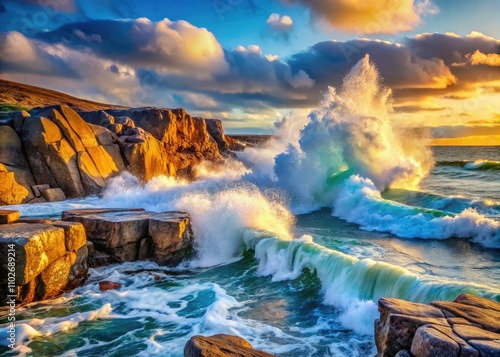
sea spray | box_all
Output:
[273,54,433,211]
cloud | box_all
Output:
[36,18,229,79]
[467,50,500,67]
[283,0,438,34]
[266,13,293,31]
[1,19,499,134]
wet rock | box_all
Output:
[42,188,67,202]
[376,294,500,357]
[184,334,275,357]
[394,350,411,357]
[430,301,500,333]
[411,325,460,357]
[467,339,500,357]
[0,210,20,224]
[148,212,194,265]
[99,281,122,291]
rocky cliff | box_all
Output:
[0,105,235,205]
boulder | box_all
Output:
[77,151,106,192]
[0,210,20,224]
[0,171,31,205]
[99,281,122,291]
[42,188,67,202]
[31,184,50,197]
[88,123,116,146]
[148,212,194,265]
[411,325,460,357]
[0,125,36,201]
[12,110,30,132]
[0,223,66,285]
[184,334,275,357]
[0,219,88,305]
[119,130,169,181]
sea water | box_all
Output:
[1,55,499,356]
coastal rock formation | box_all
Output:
[80,107,232,178]
[375,293,500,357]
[0,104,236,204]
[62,208,194,266]
[184,334,275,357]
[0,216,88,305]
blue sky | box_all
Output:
[0,0,499,142]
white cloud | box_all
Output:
[266,13,293,32]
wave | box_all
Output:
[437,160,500,171]
[382,188,500,216]
[243,229,500,335]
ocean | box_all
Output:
[1,58,499,357]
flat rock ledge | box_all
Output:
[62,208,194,266]
[375,293,500,357]
[0,208,194,305]
[0,218,88,305]
[184,334,275,357]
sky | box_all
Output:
[0,0,499,144]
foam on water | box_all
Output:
[242,229,500,335]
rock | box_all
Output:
[88,123,116,146]
[79,110,115,126]
[454,293,500,313]
[12,110,30,132]
[0,223,66,285]
[184,334,275,357]
[119,130,170,181]
[86,145,120,179]
[148,212,194,265]
[375,313,449,357]
[378,298,445,320]
[31,184,51,197]
[42,188,67,202]
[36,105,99,148]
[205,118,230,152]
[0,125,36,202]
[467,339,500,357]
[430,301,500,333]
[411,325,460,357]
[427,324,479,357]
[77,151,106,192]
[99,281,122,291]
[62,208,145,220]
[62,208,194,265]
[102,144,126,173]
[394,350,411,357]
[0,171,31,205]
[26,197,47,204]
[452,323,500,341]
[50,221,87,251]
[35,251,78,300]
[40,108,86,152]
[63,209,153,262]
[376,295,500,357]
[0,210,20,224]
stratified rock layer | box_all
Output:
[375,293,500,357]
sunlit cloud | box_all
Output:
[282,0,438,34]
